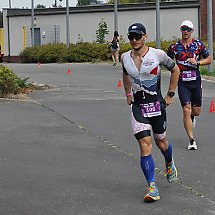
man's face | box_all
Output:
[128,32,147,51]
[180,26,193,39]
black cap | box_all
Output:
[128,23,146,35]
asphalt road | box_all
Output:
[0,63,215,215]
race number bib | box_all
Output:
[181,70,197,81]
[140,101,161,117]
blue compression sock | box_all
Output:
[161,144,172,164]
[140,155,155,185]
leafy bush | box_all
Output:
[16,77,30,88]
[0,65,33,96]
[19,46,41,63]
[19,40,215,64]
[66,42,110,62]
[0,66,19,95]
[20,43,67,63]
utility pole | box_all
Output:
[31,0,35,46]
[156,0,160,49]
[66,0,70,47]
[114,0,118,32]
[9,0,11,8]
[207,0,213,72]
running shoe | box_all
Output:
[112,62,116,66]
[188,139,197,150]
[191,116,196,128]
[144,182,160,202]
[166,161,178,183]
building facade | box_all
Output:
[2,1,202,57]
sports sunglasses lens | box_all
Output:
[128,34,142,40]
[181,27,192,32]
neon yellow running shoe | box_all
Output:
[144,182,160,202]
[166,161,178,183]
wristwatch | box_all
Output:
[167,91,175,97]
[197,61,200,66]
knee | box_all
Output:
[192,108,201,116]
[183,106,192,117]
[156,138,168,151]
[139,142,152,155]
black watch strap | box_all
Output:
[167,91,175,97]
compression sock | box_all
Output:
[161,143,172,164]
[140,155,155,185]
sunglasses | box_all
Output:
[127,33,144,41]
[181,26,193,32]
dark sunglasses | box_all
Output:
[127,33,144,41]
[181,26,192,32]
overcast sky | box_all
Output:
[0,0,77,10]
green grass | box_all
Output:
[200,66,215,77]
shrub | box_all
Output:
[19,40,215,64]
[0,66,19,95]
[20,43,67,63]
[16,77,30,88]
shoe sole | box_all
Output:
[144,194,160,202]
[167,165,178,183]
[188,146,197,150]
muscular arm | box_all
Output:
[198,56,211,66]
[168,64,180,92]
[186,55,211,66]
[164,64,180,106]
[123,71,132,105]
[121,55,132,105]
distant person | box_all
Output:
[167,20,211,150]
[122,23,180,202]
[110,31,120,66]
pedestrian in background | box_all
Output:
[167,20,211,150]
[110,31,120,66]
[122,22,180,202]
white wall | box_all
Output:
[3,6,199,56]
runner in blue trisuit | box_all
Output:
[167,20,211,150]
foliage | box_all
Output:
[16,77,30,88]
[119,35,126,44]
[66,42,110,62]
[20,43,67,63]
[19,40,215,74]
[0,65,19,95]
[36,4,46,8]
[96,18,109,44]
[77,0,91,6]
[107,0,178,3]
[200,66,215,76]
[52,0,63,7]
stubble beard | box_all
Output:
[133,43,144,51]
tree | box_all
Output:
[36,4,46,8]
[77,0,91,6]
[96,18,109,43]
[77,0,101,6]
[106,0,178,4]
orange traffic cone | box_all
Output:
[118,79,122,88]
[37,62,40,68]
[209,100,215,112]
[67,68,71,75]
